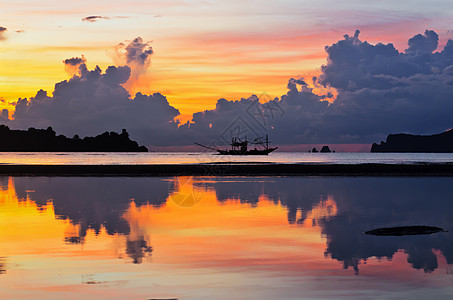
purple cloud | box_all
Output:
[82,16,130,22]
[82,16,109,22]
[8,30,453,148]
[183,29,453,146]
[12,61,180,146]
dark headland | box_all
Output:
[0,125,148,152]
[371,129,453,152]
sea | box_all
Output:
[0,151,452,165]
[1,153,453,299]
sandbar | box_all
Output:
[0,163,452,176]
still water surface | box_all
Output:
[0,176,452,299]
[0,152,452,165]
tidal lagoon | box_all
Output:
[1,176,452,299]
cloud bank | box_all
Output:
[183,29,453,145]
[4,30,453,148]
[12,61,180,146]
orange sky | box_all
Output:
[2,0,452,123]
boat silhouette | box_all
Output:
[195,135,278,155]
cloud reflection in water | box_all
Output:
[2,176,453,274]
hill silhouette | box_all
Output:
[0,125,148,152]
[371,129,453,152]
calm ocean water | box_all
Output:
[1,176,452,299]
[0,151,452,165]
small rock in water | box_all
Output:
[320,145,332,153]
[365,225,446,236]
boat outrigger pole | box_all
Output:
[193,142,220,152]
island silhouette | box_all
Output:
[371,129,453,152]
[0,125,147,152]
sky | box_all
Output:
[2,0,453,150]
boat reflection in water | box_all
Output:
[0,176,453,299]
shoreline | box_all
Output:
[0,163,452,176]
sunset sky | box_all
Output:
[2,0,453,148]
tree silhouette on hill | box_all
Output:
[0,125,147,152]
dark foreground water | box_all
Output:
[1,176,453,299]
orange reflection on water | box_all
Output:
[116,177,340,276]
[1,176,450,299]
[0,178,132,265]
[0,178,73,255]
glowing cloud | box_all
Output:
[63,55,87,77]
[110,37,154,93]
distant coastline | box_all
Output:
[0,125,148,152]
[372,129,453,152]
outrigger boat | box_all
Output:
[195,135,278,155]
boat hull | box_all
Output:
[217,147,278,155]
